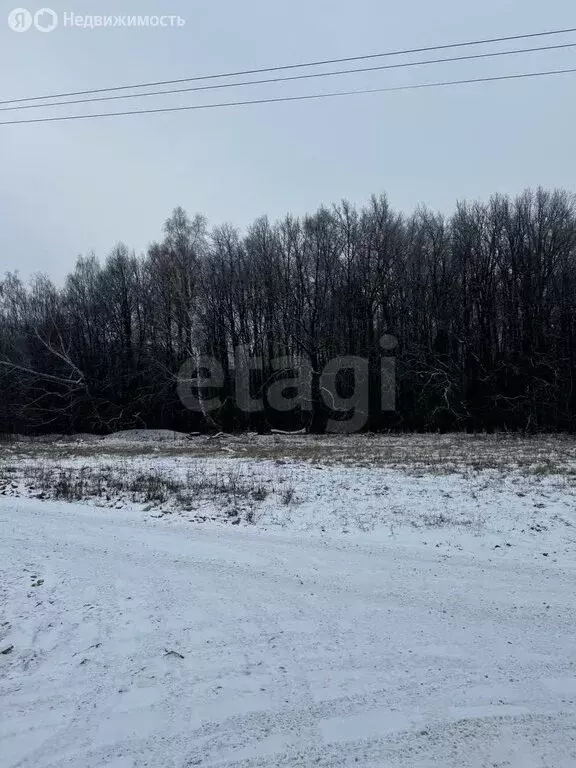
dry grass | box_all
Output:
[0,462,270,523]
[3,433,576,476]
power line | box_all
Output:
[2,41,575,113]
[1,26,576,107]
[1,67,574,126]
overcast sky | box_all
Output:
[1,0,575,281]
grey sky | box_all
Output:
[1,0,575,282]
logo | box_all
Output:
[7,7,58,32]
[177,336,398,434]
[34,8,57,31]
[8,7,32,31]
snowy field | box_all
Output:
[2,433,576,766]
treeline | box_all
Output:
[2,187,576,434]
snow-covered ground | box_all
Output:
[1,497,576,767]
[2,435,576,766]
[3,445,576,538]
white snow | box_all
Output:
[2,488,576,767]
[4,449,576,540]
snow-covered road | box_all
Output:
[1,497,576,767]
